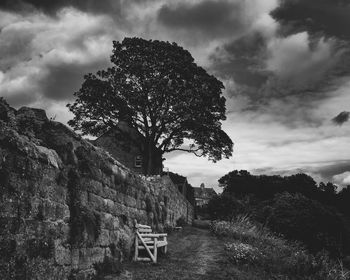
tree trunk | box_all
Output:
[142,142,159,175]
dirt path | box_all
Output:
[116,227,236,280]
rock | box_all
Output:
[36,145,62,169]
[0,97,17,128]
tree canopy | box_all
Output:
[67,37,233,174]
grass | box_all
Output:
[211,215,350,280]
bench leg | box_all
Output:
[134,236,138,261]
[153,238,157,263]
[164,245,167,254]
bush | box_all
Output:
[225,242,262,264]
[211,219,350,279]
[206,193,245,221]
[264,192,346,254]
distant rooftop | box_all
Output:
[193,183,216,199]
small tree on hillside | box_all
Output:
[67,37,233,174]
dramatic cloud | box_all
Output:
[0,8,117,106]
[271,0,350,39]
[265,33,341,92]
[0,0,124,16]
[158,0,247,39]
[333,171,350,186]
[1,0,350,187]
[332,111,350,125]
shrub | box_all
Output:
[264,192,346,254]
[211,218,350,279]
[225,242,262,264]
[206,193,245,221]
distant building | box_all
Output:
[193,183,216,207]
[93,122,163,175]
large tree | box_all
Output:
[67,37,233,174]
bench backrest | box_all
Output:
[136,224,152,234]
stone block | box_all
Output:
[55,244,71,265]
[55,203,69,220]
[56,221,70,241]
[101,212,114,230]
[78,248,90,270]
[90,247,105,264]
[80,191,89,206]
[42,199,57,220]
[36,145,62,169]
[104,247,112,258]
[82,178,103,196]
[114,193,125,204]
[105,198,115,213]
[124,196,137,208]
[110,230,119,244]
[74,268,96,280]
[103,186,117,200]
[97,229,110,247]
[71,249,79,269]
[112,217,119,230]
[89,193,105,211]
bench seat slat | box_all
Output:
[138,228,152,233]
[156,241,168,247]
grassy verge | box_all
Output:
[211,216,350,280]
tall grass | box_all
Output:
[211,216,350,280]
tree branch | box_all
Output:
[165,147,204,157]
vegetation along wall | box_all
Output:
[0,98,194,279]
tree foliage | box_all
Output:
[67,37,233,174]
[209,170,350,255]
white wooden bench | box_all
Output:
[134,223,168,263]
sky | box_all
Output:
[1,0,350,191]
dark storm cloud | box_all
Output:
[210,18,349,127]
[332,111,350,125]
[205,0,350,125]
[210,32,269,88]
[271,0,350,39]
[4,90,38,107]
[41,60,110,101]
[0,7,118,108]
[158,0,247,38]
[0,0,123,16]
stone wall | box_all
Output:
[0,99,194,279]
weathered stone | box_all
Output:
[124,195,137,208]
[110,230,119,244]
[56,203,70,220]
[97,229,110,247]
[55,244,71,265]
[42,199,57,220]
[101,212,114,230]
[71,249,80,269]
[78,248,90,270]
[105,198,115,213]
[0,101,194,280]
[112,217,119,230]
[36,145,62,169]
[74,268,95,280]
[88,193,105,211]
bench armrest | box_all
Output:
[140,233,167,238]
